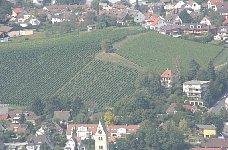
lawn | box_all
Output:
[115,31,223,74]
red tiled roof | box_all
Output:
[66,124,98,136]
[148,17,160,26]
[183,104,193,110]
[208,0,224,5]
[12,8,23,14]
[223,18,228,25]
[0,26,13,32]
[202,138,228,148]
[160,69,175,78]
[0,31,3,36]
[0,113,10,120]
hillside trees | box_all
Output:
[188,59,200,80]
[0,0,13,20]
[101,39,113,53]
[30,98,45,116]
[179,10,192,23]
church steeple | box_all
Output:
[94,120,109,150]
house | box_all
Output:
[196,124,216,138]
[185,0,201,12]
[107,124,139,142]
[87,24,96,32]
[66,122,139,149]
[99,3,112,11]
[214,26,228,40]
[183,80,210,106]
[217,2,228,18]
[3,142,28,150]
[201,138,228,148]
[165,14,182,25]
[160,69,175,88]
[223,18,228,26]
[64,137,77,150]
[181,23,217,36]
[0,104,10,120]
[8,123,28,134]
[11,8,24,17]
[0,26,13,42]
[132,11,145,23]
[200,16,212,26]
[207,0,224,11]
[116,12,128,26]
[33,0,43,5]
[159,24,181,35]
[166,103,198,114]
[166,103,178,114]
[28,134,53,150]
[174,1,186,9]
[53,110,72,123]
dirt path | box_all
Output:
[95,51,145,73]
[215,62,228,70]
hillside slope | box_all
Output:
[115,32,223,74]
[0,27,141,106]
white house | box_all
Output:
[64,137,76,150]
[183,80,210,106]
[200,16,212,26]
[174,1,186,9]
[133,11,145,23]
[32,0,43,5]
[207,0,223,11]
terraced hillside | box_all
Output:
[115,32,224,74]
[0,27,142,106]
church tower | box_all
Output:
[94,120,109,150]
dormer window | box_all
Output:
[190,25,194,28]
[197,25,201,28]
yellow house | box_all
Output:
[196,124,216,138]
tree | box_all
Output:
[196,69,209,80]
[0,0,13,20]
[91,0,100,13]
[179,118,188,131]
[30,98,45,115]
[104,111,115,126]
[188,59,200,80]
[19,114,26,124]
[208,11,225,27]
[179,10,192,23]
[101,39,113,53]
[207,60,216,81]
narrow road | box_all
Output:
[208,92,228,114]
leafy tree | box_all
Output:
[179,10,192,23]
[104,111,115,126]
[101,39,113,53]
[207,60,216,81]
[30,98,45,115]
[19,114,26,124]
[196,69,209,80]
[179,118,188,131]
[188,59,200,80]
[0,0,13,20]
[91,0,100,13]
[208,11,225,27]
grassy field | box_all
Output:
[0,27,142,107]
[115,31,224,74]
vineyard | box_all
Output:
[0,27,142,106]
[115,31,224,74]
[56,60,137,108]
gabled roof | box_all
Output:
[196,124,216,130]
[223,18,228,25]
[202,138,228,148]
[208,0,224,5]
[0,113,10,120]
[0,26,13,32]
[53,111,71,122]
[66,124,98,136]
[148,17,160,26]
[160,69,175,78]
[166,103,177,114]
[12,8,23,14]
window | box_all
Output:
[99,146,103,149]
[99,137,103,140]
